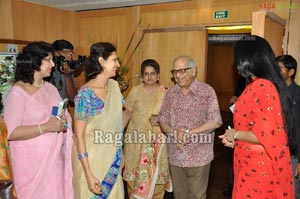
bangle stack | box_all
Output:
[38,124,43,134]
[78,152,88,160]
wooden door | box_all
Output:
[252,11,285,56]
[133,26,207,87]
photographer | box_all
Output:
[50,39,77,101]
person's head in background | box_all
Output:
[171,55,197,90]
[141,59,160,87]
[16,41,54,84]
[276,55,298,86]
[52,39,74,73]
[52,39,74,61]
[234,35,297,151]
[85,42,120,81]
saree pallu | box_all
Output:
[4,83,74,199]
[73,79,124,199]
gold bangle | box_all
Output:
[233,130,238,140]
[38,124,43,134]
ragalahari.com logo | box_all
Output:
[259,2,298,10]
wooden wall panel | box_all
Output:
[11,0,76,44]
[76,9,133,91]
[140,8,197,27]
[207,43,235,111]
[139,30,207,87]
[252,11,285,56]
[0,0,14,39]
[264,16,285,56]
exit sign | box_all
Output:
[214,10,229,19]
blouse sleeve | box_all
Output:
[74,89,91,121]
[3,88,25,137]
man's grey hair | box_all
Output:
[173,55,196,68]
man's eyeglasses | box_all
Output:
[170,67,192,75]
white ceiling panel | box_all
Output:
[23,0,189,11]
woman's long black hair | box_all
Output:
[234,35,297,153]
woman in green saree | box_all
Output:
[73,42,126,199]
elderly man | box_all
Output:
[158,55,222,199]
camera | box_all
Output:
[53,55,86,72]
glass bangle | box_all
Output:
[78,152,88,160]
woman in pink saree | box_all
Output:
[3,42,74,199]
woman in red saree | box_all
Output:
[4,42,74,199]
[219,35,296,199]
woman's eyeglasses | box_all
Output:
[170,67,191,75]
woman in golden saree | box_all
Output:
[123,59,171,199]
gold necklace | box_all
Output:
[32,80,44,88]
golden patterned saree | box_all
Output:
[0,117,17,199]
[123,84,172,199]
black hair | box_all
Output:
[141,59,160,77]
[15,41,53,84]
[52,39,74,51]
[85,42,116,81]
[276,55,298,80]
[234,35,297,152]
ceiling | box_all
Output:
[23,0,188,11]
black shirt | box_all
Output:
[288,81,300,159]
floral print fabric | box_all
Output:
[123,84,171,198]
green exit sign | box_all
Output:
[214,10,229,19]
